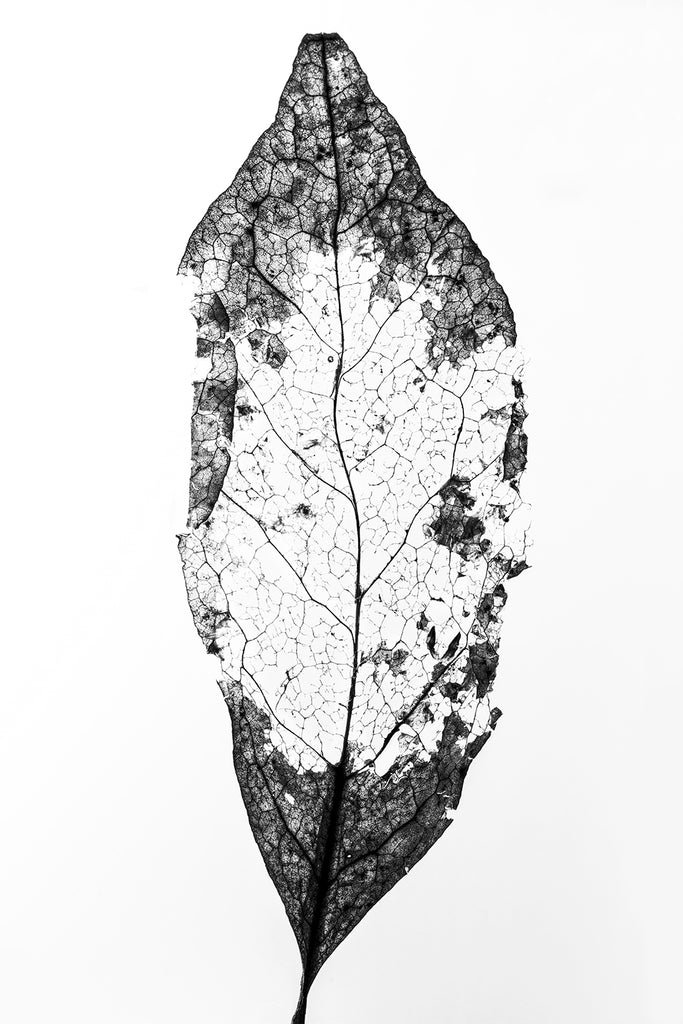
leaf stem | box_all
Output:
[291,983,309,1024]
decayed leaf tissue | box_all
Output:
[178,32,529,1023]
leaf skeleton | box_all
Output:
[178,32,529,1024]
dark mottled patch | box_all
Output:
[503,378,527,486]
[370,646,410,674]
[210,293,230,333]
[465,729,492,760]
[428,476,485,554]
[443,631,462,661]
[248,328,289,368]
[477,584,507,629]
[508,559,529,579]
[464,641,500,699]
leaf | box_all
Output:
[178,32,529,1023]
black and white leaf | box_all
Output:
[178,32,529,1023]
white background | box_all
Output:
[2,1,682,1021]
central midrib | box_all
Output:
[298,36,365,997]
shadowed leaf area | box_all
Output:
[178,32,528,1023]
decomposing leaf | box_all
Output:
[178,32,529,1023]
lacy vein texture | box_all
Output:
[178,32,529,1024]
